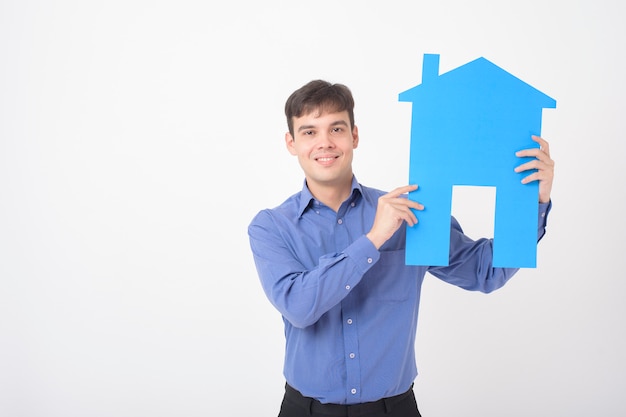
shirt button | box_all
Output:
[347,318,353,324]
[367,257,373,264]
[541,212,546,217]
[345,285,351,290]
[351,388,357,395]
[349,353,355,359]
[337,219,343,224]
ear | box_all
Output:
[285,132,297,155]
[352,125,359,149]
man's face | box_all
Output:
[285,110,359,192]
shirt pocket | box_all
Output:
[361,249,417,302]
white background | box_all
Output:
[1,1,624,416]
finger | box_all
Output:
[531,135,544,145]
[404,210,418,227]
[390,195,424,211]
[520,170,546,185]
[515,159,541,173]
[398,205,419,226]
[531,135,551,157]
[387,184,418,198]
[516,136,550,157]
[406,199,425,211]
[515,146,544,159]
[515,158,554,175]
[518,164,554,184]
[516,148,554,166]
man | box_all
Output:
[248,80,554,417]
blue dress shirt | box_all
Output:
[248,176,551,405]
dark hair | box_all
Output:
[284,80,355,137]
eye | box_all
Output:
[331,127,343,133]
[303,130,314,136]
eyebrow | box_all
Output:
[297,120,349,132]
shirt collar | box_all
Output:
[297,176,363,217]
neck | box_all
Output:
[307,177,353,212]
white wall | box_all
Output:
[1,1,624,416]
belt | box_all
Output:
[284,383,414,416]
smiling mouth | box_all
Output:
[315,156,338,162]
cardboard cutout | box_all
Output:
[399,54,556,267]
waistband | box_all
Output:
[284,383,414,416]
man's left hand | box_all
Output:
[514,135,555,204]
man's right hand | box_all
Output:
[366,185,424,249]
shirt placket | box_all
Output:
[335,201,362,402]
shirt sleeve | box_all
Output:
[428,200,553,293]
[537,200,552,241]
[248,210,380,329]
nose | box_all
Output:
[317,131,335,148]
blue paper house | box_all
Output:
[399,54,556,267]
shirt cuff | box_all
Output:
[538,200,552,228]
[537,200,552,241]
[343,234,381,275]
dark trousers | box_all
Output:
[278,384,422,417]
